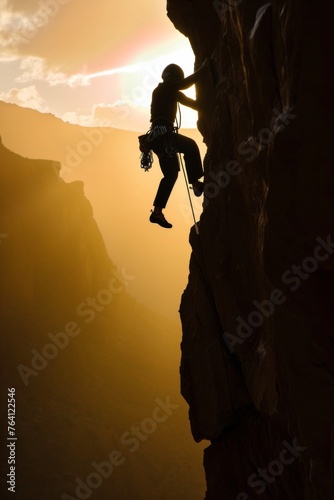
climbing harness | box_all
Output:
[138,105,199,232]
[138,125,177,172]
[147,125,169,141]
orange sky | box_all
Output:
[0,0,197,130]
[0,4,208,495]
[0,1,204,318]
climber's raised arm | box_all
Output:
[176,58,211,90]
[178,92,199,110]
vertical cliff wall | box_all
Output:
[168,1,334,498]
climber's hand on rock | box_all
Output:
[195,57,212,73]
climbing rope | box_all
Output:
[178,152,199,235]
[174,104,199,233]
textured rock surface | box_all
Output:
[168,1,334,498]
[0,139,113,321]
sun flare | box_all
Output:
[118,40,198,127]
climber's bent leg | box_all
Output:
[152,154,179,209]
[173,133,203,184]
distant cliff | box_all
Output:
[0,140,115,328]
[168,1,334,498]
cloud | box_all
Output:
[0,4,26,52]
[60,102,149,132]
[61,94,197,132]
[0,1,196,131]
[61,111,97,127]
[0,0,173,73]
[82,63,147,83]
[94,102,136,127]
[14,56,85,87]
[0,85,49,112]
[61,102,134,128]
[14,56,151,89]
[0,0,66,53]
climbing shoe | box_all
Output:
[149,211,172,229]
[193,181,204,197]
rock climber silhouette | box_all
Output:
[148,59,211,228]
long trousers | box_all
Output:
[151,133,203,209]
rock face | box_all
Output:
[168,1,334,498]
[0,140,114,324]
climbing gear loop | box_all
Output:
[163,126,178,157]
[138,125,180,171]
[138,132,154,172]
[148,124,179,157]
